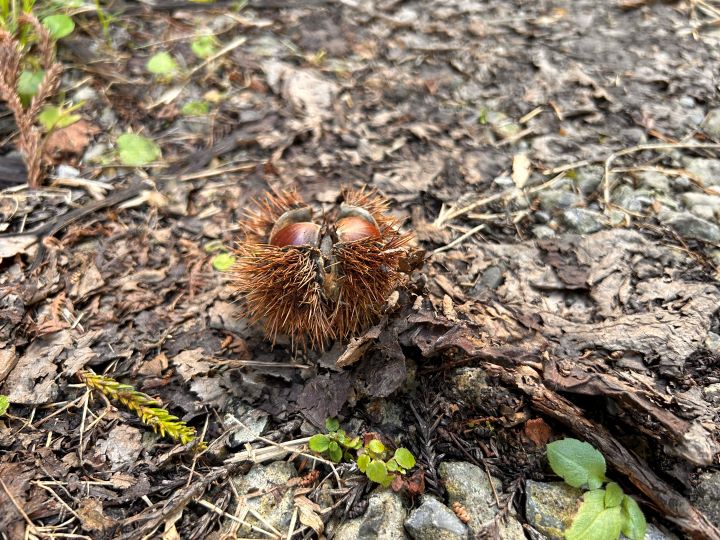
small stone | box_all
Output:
[636,171,670,193]
[480,266,504,289]
[334,489,407,540]
[607,209,629,227]
[493,175,514,188]
[73,86,97,102]
[404,496,468,540]
[685,158,720,186]
[704,383,720,404]
[439,461,524,539]
[486,111,521,139]
[230,462,297,538]
[525,481,582,540]
[560,208,603,234]
[658,210,720,242]
[224,400,269,449]
[574,166,603,196]
[689,204,715,221]
[537,189,582,212]
[674,176,691,190]
[365,398,406,430]
[681,192,720,210]
[701,108,720,139]
[83,143,108,164]
[705,331,720,351]
[692,471,720,528]
[54,164,80,178]
[98,107,117,130]
[533,225,555,239]
[613,185,653,212]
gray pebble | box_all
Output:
[560,208,604,234]
[404,496,468,540]
[701,108,720,138]
[659,210,720,242]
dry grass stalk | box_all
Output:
[0,14,63,188]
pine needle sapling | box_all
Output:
[80,371,205,449]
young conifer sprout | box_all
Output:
[232,186,412,349]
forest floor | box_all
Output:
[1,0,720,538]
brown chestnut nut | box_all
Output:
[270,222,321,247]
[336,216,381,242]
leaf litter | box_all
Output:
[1,0,720,539]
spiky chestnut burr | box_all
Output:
[232,187,411,349]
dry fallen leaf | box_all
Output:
[46,120,99,156]
[524,417,553,446]
[512,153,531,189]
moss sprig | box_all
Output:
[80,371,205,449]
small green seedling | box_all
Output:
[547,438,647,540]
[356,438,416,487]
[0,395,9,416]
[182,100,210,116]
[309,418,416,487]
[41,14,73,39]
[309,418,362,463]
[191,34,218,59]
[211,252,235,271]
[37,102,82,131]
[17,69,44,106]
[116,133,161,166]
[146,51,178,80]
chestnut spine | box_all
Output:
[232,187,411,349]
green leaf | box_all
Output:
[325,418,339,432]
[394,448,416,469]
[356,453,370,472]
[365,459,389,484]
[566,489,624,540]
[547,438,606,489]
[347,436,362,450]
[191,34,218,59]
[604,482,623,508]
[181,100,210,116]
[328,441,342,463]
[42,14,75,39]
[0,395,8,416]
[621,495,647,540]
[309,434,330,453]
[18,70,44,106]
[211,252,235,271]
[147,52,178,77]
[37,105,81,131]
[386,458,399,472]
[367,439,385,455]
[116,133,161,166]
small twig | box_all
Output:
[432,224,485,255]
[197,499,278,538]
[286,506,299,540]
[78,389,90,465]
[434,172,566,227]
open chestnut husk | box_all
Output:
[231,187,412,349]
